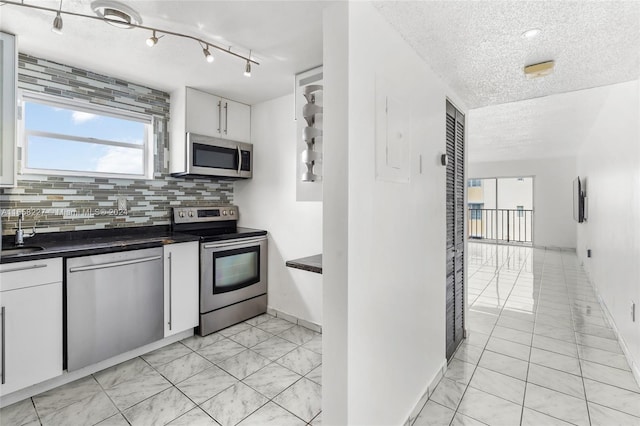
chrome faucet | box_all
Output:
[15,212,36,246]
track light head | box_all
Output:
[146,30,158,47]
[203,46,214,63]
[244,60,251,77]
[52,11,63,34]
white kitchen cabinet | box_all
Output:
[0,32,17,187]
[175,87,251,143]
[185,87,220,137]
[0,258,63,395]
[222,98,251,143]
[164,242,199,337]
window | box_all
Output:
[468,179,481,187]
[517,177,524,182]
[517,205,524,217]
[20,93,153,179]
[469,203,483,220]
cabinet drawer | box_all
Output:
[0,258,63,291]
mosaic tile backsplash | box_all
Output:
[0,54,233,235]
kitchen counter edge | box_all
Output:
[0,226,200,264]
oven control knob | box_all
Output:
[222,210,228,216]
[230,210,235,216]
[179,212,185,218]
[188,211,194,217]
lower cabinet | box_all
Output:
[0,259,63,395]
[164,242,199,337]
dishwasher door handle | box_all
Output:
[68,255,162,273]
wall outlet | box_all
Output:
[117,197,127,211]
[632,301,636,322]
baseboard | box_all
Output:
[267,307,322,333]
[403,359,448,426]
[588,280,640,387]
[533,244,577,252]
[0,329,193,408]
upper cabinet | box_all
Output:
[172,87,251,144]
[0,32,16,187]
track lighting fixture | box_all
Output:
[202,45,214,63]
[51,0,63,34]
[52,11,63,34]
[146,30,158,47]
[3,0,259,76]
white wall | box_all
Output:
[576,79,640,381]
[234,94,323,325]
[468,157,576,249]
[322,2,349,424]
[324,2,465,424]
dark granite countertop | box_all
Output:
[0,225,200,264]
[286,254,322,274]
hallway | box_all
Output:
[416,243,640,425]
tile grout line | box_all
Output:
[519,245,544,426]
[563,253,593,426]
[448,244,526,425]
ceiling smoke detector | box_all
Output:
[91,1,142,29]
[524,60,555,79]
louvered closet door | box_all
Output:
[445,100,465,361]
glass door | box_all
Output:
[212,245,261,294]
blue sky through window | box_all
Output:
[24,100,147,175]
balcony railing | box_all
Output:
[468,208,533,245]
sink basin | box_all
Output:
[1,246,45,256]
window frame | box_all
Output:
[18,91,155,180]
[517,205,524,217]
[467,179,481,187]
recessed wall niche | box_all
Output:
[295,66,323,202]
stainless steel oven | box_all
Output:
[199,236,267,335]
[171,206,267,336]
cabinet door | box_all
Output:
[164,242,199,337]
[0,282,63,394]
[223,99,251,143]
[0,32,16,187]
[185,88,222,138]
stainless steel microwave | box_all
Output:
[171,133,253,179]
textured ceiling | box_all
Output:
[374,1,640,109]
[466,83,627,162]
[0,1,327,105]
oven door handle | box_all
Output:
[203,237,266,249]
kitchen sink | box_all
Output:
[1,246,45,256]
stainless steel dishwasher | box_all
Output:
[66,247,164,371]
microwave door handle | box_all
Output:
[237,146,242,174]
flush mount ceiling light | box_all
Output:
[521,28,541,39]
[2,0,259,76]
[91,1,142,29]
[524,60,555,79]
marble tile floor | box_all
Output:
[414,243,640,426]
[1,314,322,426]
